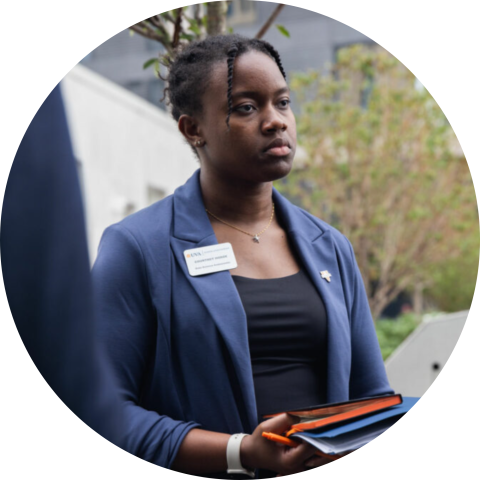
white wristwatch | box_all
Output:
[226,433,255,478]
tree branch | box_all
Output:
[160,12,175,23]
[147,16,163,30]
[255,4,285,39]
[172,7,183,48]
[146,17,171,42]
[130,23,164,43]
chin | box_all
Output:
[256,156,294,183]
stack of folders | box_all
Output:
[262,394,419,458]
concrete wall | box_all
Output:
[61,64,197,260]
[385,311,468,397]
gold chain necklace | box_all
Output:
[205,203,275,244]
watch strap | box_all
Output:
[226,433,255,478]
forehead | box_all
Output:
[205,50,287,106]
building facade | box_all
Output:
[61,65,197,260]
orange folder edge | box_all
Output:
[285,395,401,436]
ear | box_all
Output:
[178,114,203,147]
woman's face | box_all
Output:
[196,50,297,184]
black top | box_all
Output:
[232,269,328,421]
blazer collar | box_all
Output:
[171,170,257,431]
[271,186,327,243]
[172,169,215,243]
[171,169,351,419]
[172,169,327,244]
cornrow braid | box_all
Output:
[226,43,239,128]
[262,41,287,80]
[164,34,287,154]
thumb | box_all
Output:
[261,413,300,434]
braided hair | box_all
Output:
[164,34,286,131]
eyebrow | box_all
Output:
[231,86,290,100]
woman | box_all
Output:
[92,35,392,477]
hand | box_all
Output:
[240,414,334,476]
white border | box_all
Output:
[1,1,479,479]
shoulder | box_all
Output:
[100,195,174,250]
[114,195,174,239]
[94,195,175,279]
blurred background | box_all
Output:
[60,1,478,398]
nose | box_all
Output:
[261,106,287,134]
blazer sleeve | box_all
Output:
[344,237,394,399]
[91,223,200,468]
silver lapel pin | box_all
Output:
[320,270,332,283]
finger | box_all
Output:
[305,455,333,469]
[283,441,318,465]
[261,413,300,434]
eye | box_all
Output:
[234,104,256,114]
[278,98,291,109]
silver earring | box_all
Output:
[196,140,202,147]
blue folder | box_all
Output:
[306,396,419,438]
[291,397,419,454]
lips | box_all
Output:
[263,138,291,156]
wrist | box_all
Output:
[239,433,255,471]
[227,433,255,478]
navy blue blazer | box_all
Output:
[92,169,392,469]
[2,86,123,446]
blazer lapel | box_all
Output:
[273,189,352,402]
[170,170,258,432]
[170,171,352,429]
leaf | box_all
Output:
[282,45,478,317]
[180,33,194,41]
[188,20,201,36]
[276,24,290,38]
[143,58,158,70]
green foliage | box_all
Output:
[185,17,202,36]
[130,5,206,73]
[375,313,421,360]
[276,24,290,38]
[426,242,479,312]
[132,3,289,74]
[143,58,158,69]
[281,44,479,318]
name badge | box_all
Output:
[184,243,238,277]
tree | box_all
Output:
[425,234,479,313]
[280,44,479,319]
[129,2,287,74]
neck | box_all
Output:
[199,168,274,224]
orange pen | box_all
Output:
[262,432,341,460]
